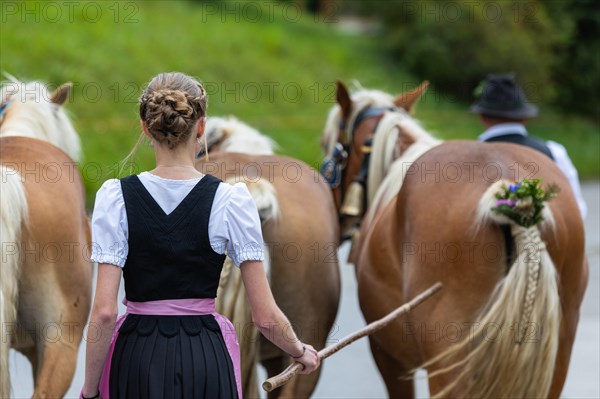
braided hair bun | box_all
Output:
[139,73,207,149]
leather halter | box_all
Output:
[195,125,225,159]
[321,105,399,202]
[339,106,398,140]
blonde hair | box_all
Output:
[139,72,207,148]
[121,72,207,172]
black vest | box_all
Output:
[120,174,226,302]
[483,133,555,160]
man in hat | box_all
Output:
[471,73,587,218]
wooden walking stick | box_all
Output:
[262,282,443,392]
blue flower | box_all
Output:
[509,183,520,193]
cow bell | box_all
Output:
[340,181,364,217]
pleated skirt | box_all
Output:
[109,314,238,399]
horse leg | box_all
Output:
[16,309,80,398]
[278,358,321,399]
[274,308,332,399]
[19,345,38,385]
[18,260,89,399]
[548,256,589,398]
[260,334,327,399]
[369,338,414,399]
[259,340,287,399]
[278,283,339,397]
[31,340,79,398]
[271,256,339,398]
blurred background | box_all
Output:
[2,1,598,398]
[1,0,598,207]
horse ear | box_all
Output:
[394,81,429,113]
[336,80,352,120]
[50,82,73,105]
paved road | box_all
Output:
[9,183,599,398]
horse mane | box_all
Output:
[321,83,442,227]
[205,116,281,225]
[366,110,441,210]
[205,116,276,155]
[0,77,82,162]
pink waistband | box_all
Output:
[124,297,216,316]
[97,297,243,398]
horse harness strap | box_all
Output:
[339,106,399,141]
[339,107,398,206]
[196,125,225,159]
[323,106,399,189]
[323,105,402,239]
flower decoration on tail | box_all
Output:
[492,178,560,227]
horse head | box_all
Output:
[321,80,438,238]
[0,77,81,162]
[200,116,276,157]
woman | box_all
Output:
[81,72,319,399]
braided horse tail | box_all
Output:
[426,180,561,398]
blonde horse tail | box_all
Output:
[425,180,560,399]
[244,179,279,226]
[0,166,28,399]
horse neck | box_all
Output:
[364,113,441,227]
[220,135,275,155]
[218,125,276,155]
[0,104,81,162]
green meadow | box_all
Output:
[1,1,597,207]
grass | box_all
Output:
[1,0,598,208]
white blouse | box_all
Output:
[90,172,264,268]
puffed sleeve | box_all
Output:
[90,179,128,267]
[547,140,588,218]
[223,183,265,267]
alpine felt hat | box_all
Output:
[470,74,538,119]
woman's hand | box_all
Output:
[79,390,101,399]
[294,343,320,374]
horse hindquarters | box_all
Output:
[1,138,93,398]
[20,203,91,398]
[355,200,422,398]
[261,180,340,399]
[0,166,28,399]
[199,154,341,398]
[423,180,562,398]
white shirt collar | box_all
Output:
[478,122,528,142]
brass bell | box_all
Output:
[340,181,364,217]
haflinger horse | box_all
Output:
[0,79,92,398]
[321,80,588,398]
[195,116,341,398]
